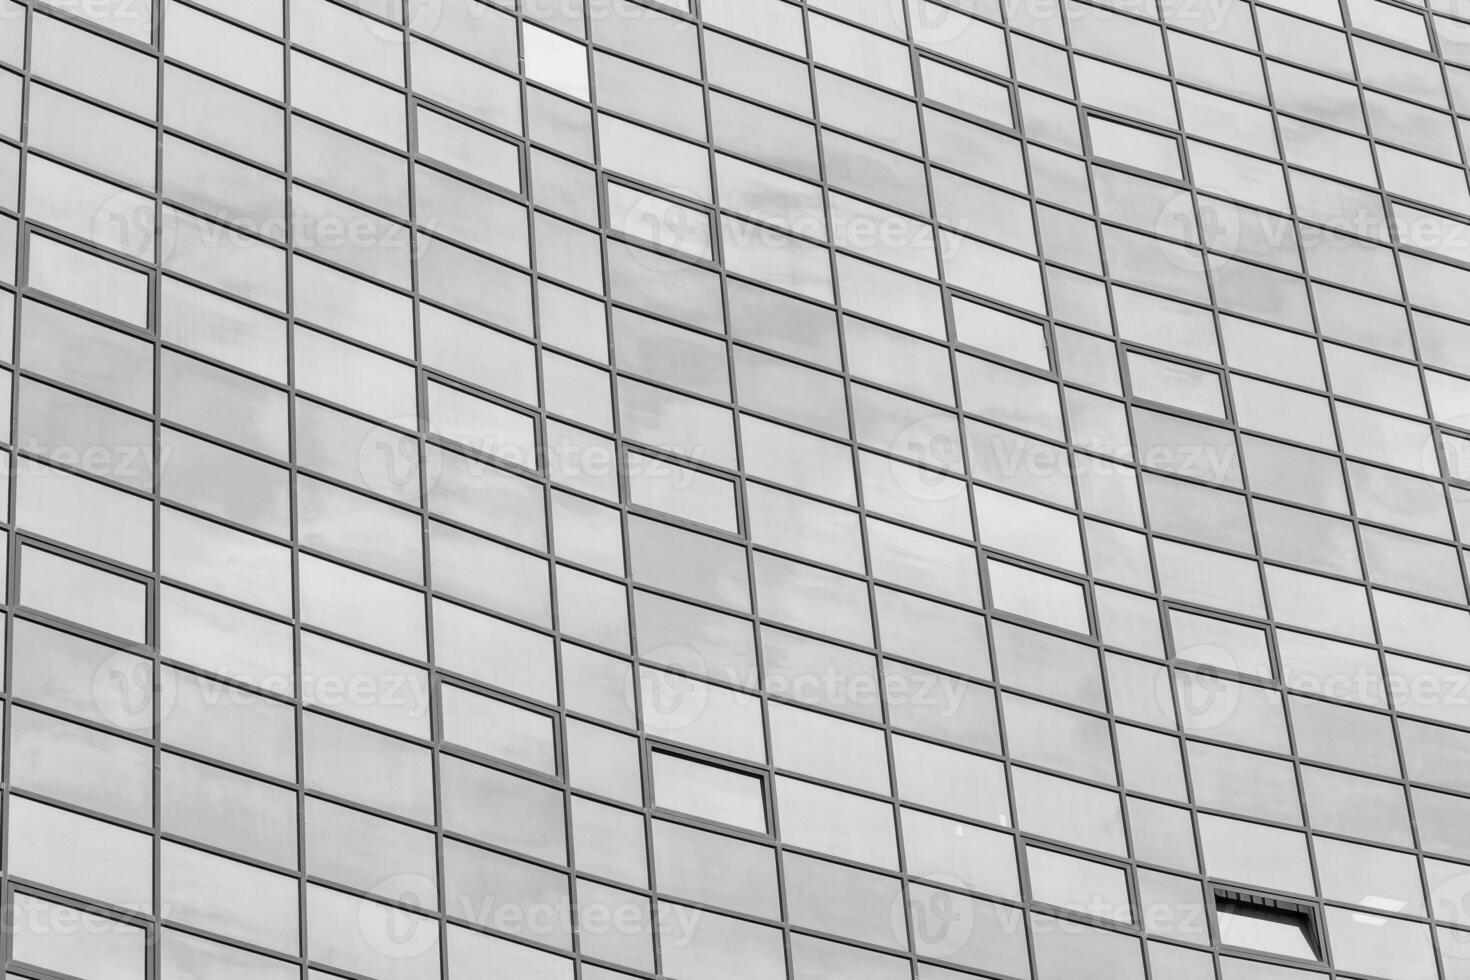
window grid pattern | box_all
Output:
[2,0,1470,978]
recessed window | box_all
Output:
[1088,115,1183,180]
[1214,889,1322,961]
[652,748,769,833]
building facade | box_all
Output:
[3,0,1470,978]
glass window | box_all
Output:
[162,752,297,868]
[572,796,647,888]
[1189,741,1301,824]
[163,207,287,312]
[10,893,146,980]
[31,13,157,117]
[8,796,153,911]
[298,475,423,583]
[292,116,409,219]
[417,106,521,191]
[652,750,767,833]
[1004,693,1115,782]
[609,182,713,261]
[769,702,889,794]
[705,30,810,116]
[165,64,283,170]
[515,24,586,102]
[161,427,290,538]
[1129,352,1226,418]
[27,233,149,329]
[1217,894,1320,961]
[1325,908,1436,980]
[160,928,296,980]
[442,684,557,774]
[29,83,155,190]
[162,507,292,614]
[904,807,1020,900]
[10,707,152,825]
[922,58,1012,126]
[434,597,555,706]
[11,619,154,733]
[1169,608,1271,678]
[658,902,786,980]
[988,559,1091,635]
[417,164,528,267]
[20,299,152,410]
[747,482,864,573]
[158,586,292,695]
[1176,668,1290,753]
[1012,766,1127,855]
[601,114,711,203]
[776,775,899,869]
[290,0,402,83]
[420,0,518,65]
[20,545,147,643]
[163,667,295,784]
[653,818,780,919]
[590,0,700,77]
[307,884,440,980]
[702,0,806,56]
[1029,846,1132,923]
[429,521,551,629]
[161,277,287,382]
[995,619,1105,709]
[445,838,572,949]
[811,12,914,93]
[303,711,433,822]
[1199,813,1314,895]
[166,0,283,99]
[292,50,406,149]
[16,460,153,569]
[441,754,566,863]
[762,626,883,723]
